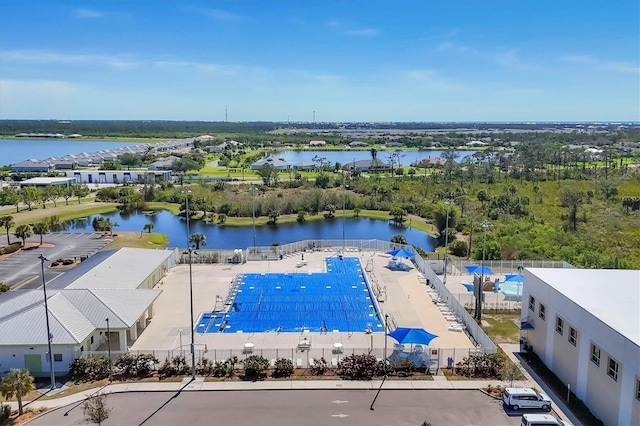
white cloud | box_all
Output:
[186,7,237,20]
[346,28,379,37]
[74,8,103,18]
[561,54,639,74]
[2,50,138,69]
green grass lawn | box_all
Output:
[482,314,521,343]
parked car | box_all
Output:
[503,387,552,411]
[521,413,573,426]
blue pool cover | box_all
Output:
[196,257,384,333]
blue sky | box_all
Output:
[0,0,638,122]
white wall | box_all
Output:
[0,345,78,375]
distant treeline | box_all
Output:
[0,120,631,139]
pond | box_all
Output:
[62,209,438,250]
[273,150,477,166]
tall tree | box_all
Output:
[189,233,206,249]
[0,215,14,244]
[0,369,35,416]
[14,224,33,246]
[73,184,90,204]
[20,186,40,211]
[559,187,584,231]
[32,222,48,245]
[143,223,155,233]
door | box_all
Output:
[24,354,42,374]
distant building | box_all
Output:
[148,156,180,171]
[349,141,368,147]
[521,268,640,426]
[64,170,171,184]
[250,156,291,170]
[411,157,446,168]
[466,140,488,146]
[385,142,403,148]
[10,159,53,173]
[19,177,77,188]
[309,140,326,146]
[344,159,388,172]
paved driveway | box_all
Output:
[29,389,520,426]
[0,232,113,287]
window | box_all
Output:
[556,317,564,335]
[539,304,546,320]
[569,327,578,346]
[53,354,62,362]
[636,378,640,401]
[590,344,600,366]
[90,336,94,344]
[529,295,535,311]
[608,357,619,381]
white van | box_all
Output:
[503,387,552,411]
[521,413,572,426]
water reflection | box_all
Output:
[62,209,438,250]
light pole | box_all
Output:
[479,220,492,322]
[184,189,196,380]
[342,179,347,249]
[250,185,256,248]
[443,199,452,284]
[38,254,56,390]
[105,317,112,383]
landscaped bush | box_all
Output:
[241,355,270,380]
[454,353,505,379]
[271,358,293,378]
[157,359,177,380]
[448,240,469,257]
[69,357,109,383]
[196,358,214,376]
[337,354,380,380]
[114,353,158,378]
[310,357,328,376]
[62,259,74,265]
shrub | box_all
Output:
[271,358,294,378]
[211,360,232,378]
[241,355,270,380]
[62,259,74,265]
[157,359,177,380]
[310,357,328,376]
[455,353,505,379]
[196,358,214,376]
[449,240,469,257]
[114,353,157,379]
[338,354,380,380]
[69,357,109,383]
[1,403,11,426]
[170,355,190,375]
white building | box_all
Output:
[0,248,177,376]
[521,268,640,426]
[64,170,171,184]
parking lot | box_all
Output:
[0,232,114,288]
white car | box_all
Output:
[503,387,552,411]
[521,413,573,426]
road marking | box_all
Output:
[332,400,349,404]
[331,414,349,418]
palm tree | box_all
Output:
[14,224,32,246]
[0,215,14,245]
[32,222,49,245]
[189,233,206,249]
[143,223,155,233]
[0,368,35,415]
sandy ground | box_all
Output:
[131,250,478,366]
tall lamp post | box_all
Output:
[478,220,492,322]
[443,199,452,284]
[38,254,56,390]
[105,317,112,383]
[184,189,196,380]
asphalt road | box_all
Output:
[29,389,521,426]
[0,232,112,287]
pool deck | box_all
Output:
[131,250,476,355]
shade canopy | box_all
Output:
[387,248,415,258]
[504,274,524,283]
[464,265,494,276]
[387,327,438,345]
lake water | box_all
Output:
[63,209,437,250]
[273,150,476,166]
[1,139,142,166]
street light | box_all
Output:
[105,317,112,383]
[443,199,452,285]
[478,220,492,322]
[38,254,56,390]
[184,188,196,380]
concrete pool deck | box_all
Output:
[131,250,476,359]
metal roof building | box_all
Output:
[0,248,176,376]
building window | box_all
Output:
[90,336,94,344]
[54,354,62,362]
[569,327,578,346]
[590,343,600,366]
[529,296,535,312]
[539,304,546,321]
[608,357,619,381]
[556,317,564,335]
[636,378,640,401]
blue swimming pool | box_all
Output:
[196,257,384,333]
[499,281,523,297]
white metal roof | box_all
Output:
[526,268,640,346]
[19,177,75,185]
[90,289,161,326]
[67,248,174,289]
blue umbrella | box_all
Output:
[387,248,415,258]
[504,274,524,283]
[464,265,494,276]
[387,327,438,345]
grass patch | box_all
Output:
[520,351,603,426]
[145,201,181,215]
[104,231,169,249]
[2,202,119,229]
[482,314,521,343]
